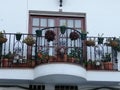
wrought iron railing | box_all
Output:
[0,27,119,71]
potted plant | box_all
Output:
[101,53,113,70]
[0,31,7,44]
[67,53,75,63]
[94,60,102,70]
[37,51,48,63]
[28,59,35,67]
[2,54,9,67]
[109,37,118,48]
[69,31,79,40]
[22,35,35,46]
[68,47,81,63]
[86,59,94,70]
[110,38,120,52]
[2,51,14,67]
[45,30,56,42]
[56,46,67,62]
[98,33,104,44]
[15,32,22,41]
[105,37,119,48]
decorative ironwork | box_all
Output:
[0,27,118,71]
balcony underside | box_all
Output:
[34,63,87,84]
[34,74,86,84]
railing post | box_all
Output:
[117,52,120,71]
[35,35,38,65]
[81,40,84,65]
[0,43,2,67]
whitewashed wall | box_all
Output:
[0,0,120,37]
[0,0,27,33]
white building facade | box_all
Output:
[0,0,120,90]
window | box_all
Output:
[29,85,45,90]
[29,11,86,34]
[55,85,78,90]
[29,11,86,56]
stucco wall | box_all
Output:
[0,0,120,37]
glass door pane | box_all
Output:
[68,20,74,27]
[41,18,47,27]
[48,19,55,27]
[75,20,82,28]
[32,18,39,26]
[60,19,66,26]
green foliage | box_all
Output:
[102,53,111,62]
[3,51,14,59]
[37,51,48,60]
[112,38,120,52]
[0,31,4,38]
[68,47,82,59]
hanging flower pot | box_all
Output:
[0,38,7,44]
[45,30,56,42]
[22,36,35,46]
[110,40,118,48]
[36,30,42,37]
[81,33,87,40]
[69,32,79,40]
[0,31,7,44]
[15,33,22,41]
[86,40,95,46]
[98,37,104,44]
[60,26,66,34]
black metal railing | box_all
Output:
[0,27,119,71]
[85,36,118,70]
[35,26,86,65]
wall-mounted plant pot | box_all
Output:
[16,34,22,41]
[60,26,66,34]
[36,30,42,37]
[81,33,87,40]
[98,37,104,44]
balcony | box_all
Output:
[0,27,119,71]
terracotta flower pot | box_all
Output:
[103,62,113,70]
[2,58,9,67]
